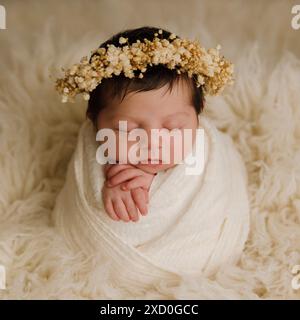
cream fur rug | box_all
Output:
[0,0,300,299]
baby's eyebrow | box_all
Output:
[163,111,190,120]
[111,114,138,122]
[111,115,137,125]
[111,110,190,123]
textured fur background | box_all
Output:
[0,0,300,299]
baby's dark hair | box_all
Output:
[86,26,205,128]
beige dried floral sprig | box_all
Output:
[55,31,234,103]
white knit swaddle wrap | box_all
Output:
[52,115,250,287]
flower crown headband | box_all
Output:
[55,30,234,103]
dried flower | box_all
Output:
[118,37,128,44]
[55,31,234,103]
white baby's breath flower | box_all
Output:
[119,37,128,44]
[83,92,90,101]
[62,95,68,103]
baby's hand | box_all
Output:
[101,183,148,223]
[104,164,155,192]
[102,163,150,222]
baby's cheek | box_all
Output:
[172,129,197,164]
[115,139,139,164]
[164,136,187,165]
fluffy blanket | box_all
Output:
[0,0,300,299]
[52,115,250,289]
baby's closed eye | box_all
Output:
[163,120,187,130]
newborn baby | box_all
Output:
[95,77,199,223]
[82,28,206,224]
[53,26,249,282]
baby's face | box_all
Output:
[97,79,199,174]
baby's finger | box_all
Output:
[131,188,148,216]
[103,163,117,177]
[103,163,112,172]
[106,164,133,179]
[123,197,139,222]
[112,199,130,222]
[107,169,143,187]
[143,188,149,204]
[105,198,120,221]
[122,176,146,190]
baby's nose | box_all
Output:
[139,128,167,152]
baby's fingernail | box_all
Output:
[121,185,127,190]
